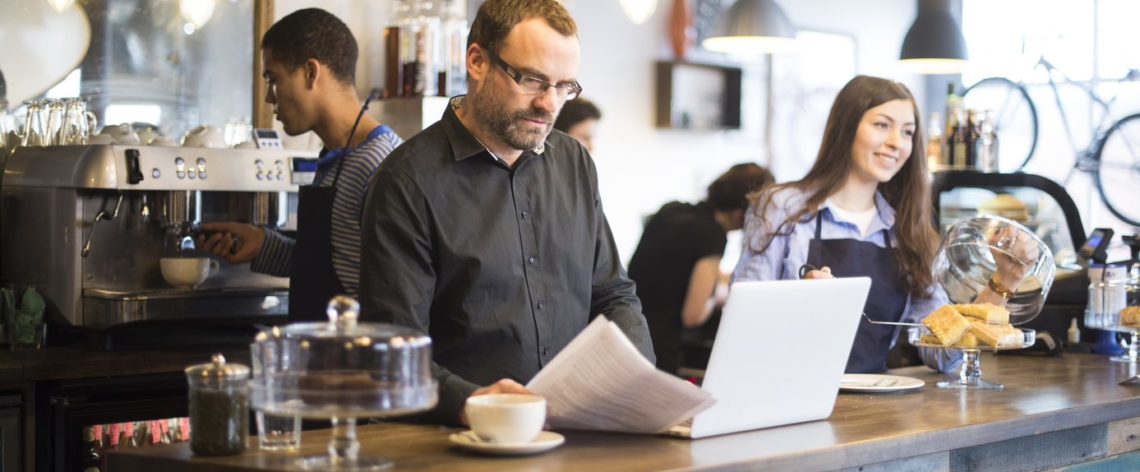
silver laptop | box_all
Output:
[667,277,870,439]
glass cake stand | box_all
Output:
[909,326,1036,390]
[250,296,438,470]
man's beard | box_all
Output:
[469,78,555,151]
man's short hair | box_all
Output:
[554,97,601,133]
[467,0,577,57]
[707,163,776,212]
[261,8,357,86]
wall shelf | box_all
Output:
[655,61,743,131]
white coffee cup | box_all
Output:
[182,125,227,148]
[465,394,546,444]
[160,257,220,288]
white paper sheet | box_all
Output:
[527,316,716,433]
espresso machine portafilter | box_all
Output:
[1,144,314,328]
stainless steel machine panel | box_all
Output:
[2,145,316,328]
[3,145,302,191]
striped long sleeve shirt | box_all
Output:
[250,127,402,296]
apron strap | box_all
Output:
[814,212,824,240]
[881,228,892,249]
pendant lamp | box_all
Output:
[702,0,797,55]
[898,0,968,74]
[621,0,658,25]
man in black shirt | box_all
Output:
[360,0,654,425]
[628,163,775,375]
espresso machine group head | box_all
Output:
[1,144,316,328]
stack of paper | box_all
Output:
[527,316,716,433]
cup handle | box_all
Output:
[208,259,221,276]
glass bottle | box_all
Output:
[944,84,967,169]
[399,1,442,97]
[927,111,943,171]
[976,110,999,172]
[185,354,250,456]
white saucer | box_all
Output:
[449,430,565,455]
[839,374,924,393]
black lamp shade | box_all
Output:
[899,12,968,61]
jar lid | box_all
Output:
[256,295,432,344]
[186,353,250,380]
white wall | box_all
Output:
[273,0,926,262]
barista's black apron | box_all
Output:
[805,212,908,373]
[287,126,388,321]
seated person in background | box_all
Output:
[628,163,775,376]
[734,75,965,374]
[359,0,654,425]
[552,96,601,153]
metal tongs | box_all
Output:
[860,312,923,328]
[798,264,923,328]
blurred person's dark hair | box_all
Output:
[261,8,358,86]
[707,163,775,212]
[554,97,601,133]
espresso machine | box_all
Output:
[1,144,315,330]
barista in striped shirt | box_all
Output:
[198,8,401,321]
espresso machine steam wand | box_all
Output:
[80,193,124,257]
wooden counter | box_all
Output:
[108,353,1140,471]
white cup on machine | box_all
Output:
[464,394,546,444]
[159,257,220,288]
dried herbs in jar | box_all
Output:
[186,354,250,456]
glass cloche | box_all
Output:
[250,296,437,470]
[934,215,1056,325]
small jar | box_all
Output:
[186,353,250,456]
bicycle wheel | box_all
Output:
[1093,112,1140,227]
[962,77,1039,173]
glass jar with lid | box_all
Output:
[250,296,436,470]
[185,353,250,456]
[1084,269,1140,363]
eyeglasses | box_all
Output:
[490,53,582,101]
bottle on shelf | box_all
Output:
[966,109,979,169]
[944,83,968,169]
[927,111,944,171]
[976,110,1000,172]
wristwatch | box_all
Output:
[987,276,1015,300]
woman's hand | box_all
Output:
[989,226,1039,291]
[804,266,834,280]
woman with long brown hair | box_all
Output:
[733,75,960,373]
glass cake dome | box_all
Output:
[250,296,437,470]
[934,215,1056,325]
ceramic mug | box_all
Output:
[160,257,220,288]
[97,123,140,145]
[182,125,227,148]
[465,394,546,444]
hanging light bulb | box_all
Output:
[45,0,77,13]
[620,0,657,25]
[180,0,216,29]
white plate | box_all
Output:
[449,430,565,455]
[839,374,924,393]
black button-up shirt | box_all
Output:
[360,98,655,424]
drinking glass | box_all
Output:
[21,100,48,147]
